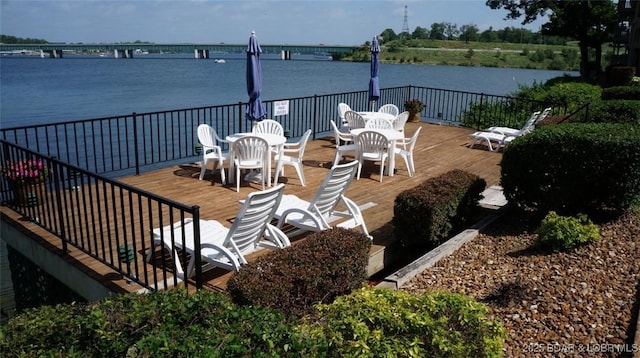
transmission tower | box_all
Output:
[401,5,410,37]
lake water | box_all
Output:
[0,53,577,128]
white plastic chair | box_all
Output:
[378,104,400,117]
[365,117,394,130]
[232,135,270,192]
[337,103,352,126]
[344,110,366,130]
[274,160,370,239]
[355,130,390,182]
[147,184,290,278]
[253,119,284,136]
[331,120,356,166]
[197,124,230,184]
[393,111,410,133]
[273,129,312,186]
[393,127,422,177]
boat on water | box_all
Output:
[134,49,149,55]
[312,52,333,60]
[214,59,226,63]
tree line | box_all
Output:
[0,35,48,44]
[379,25,568,46]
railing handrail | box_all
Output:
[1,140,204,290]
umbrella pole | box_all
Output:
[369,100,376,111]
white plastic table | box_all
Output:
[226,132,286,186]
[350,128,404,177]
[357,111,396,122]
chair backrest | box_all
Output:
[378,104,400,117]
[225,184,285,255]
[295,129,312,158]
[535,107,552,124]
[365,117,393,130]
[253,119,284,136]
[197,124,220,148]
[307,161,358,219]
[405,126,422,153]
[338,103,351,121]
[331,120,352,144]
[232,135,269,165]
[393,111,410,132]
[344,110,366,129]
[521,111,541,131]
[356,130,389,155]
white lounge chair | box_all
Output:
[147,184,290,279]
[468,131,514,152]
[485,110,540,136]
[274,160,371,239]
[469,108,552,152]
[273,129,311,186]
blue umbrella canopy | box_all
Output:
[246,31,267,122]
[368,36,380,102]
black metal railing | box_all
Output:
[0,85,568,293]
[0,141,206,290]
[0,85,560,178]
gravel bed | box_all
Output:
[401,210,640,358]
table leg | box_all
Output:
[388,139,395,176]
[228,148,235,184]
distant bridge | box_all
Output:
[0,43,361,59]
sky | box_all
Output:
[1,0,549,46]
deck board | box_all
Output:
[1,123,502,295]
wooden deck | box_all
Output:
[1,122,503,296]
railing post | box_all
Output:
[51,157,68,253]
[477,94,485,130]
[238,102,244,133]
[132,113,140,176]
[312,95,318,140]
[192,206,202,289]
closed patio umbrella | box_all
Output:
[368,36,380,111]
[246,31,267,125]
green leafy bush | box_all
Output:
[501,123,640,215]
[0,289,322,357]
[227,228,371,318]
[601,86,640,100]
[575,99,640,125]
[535,211,601,251]
[393,169,486,248]
[298,287,506,358]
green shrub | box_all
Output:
[0,289,322,357]
[535,211,601,251]
[227,228,371,318]
[393,169,486,248]
[501,123,640,215]
[576,99,640,125]
[601,86,640,100]
[298,287,506,358]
